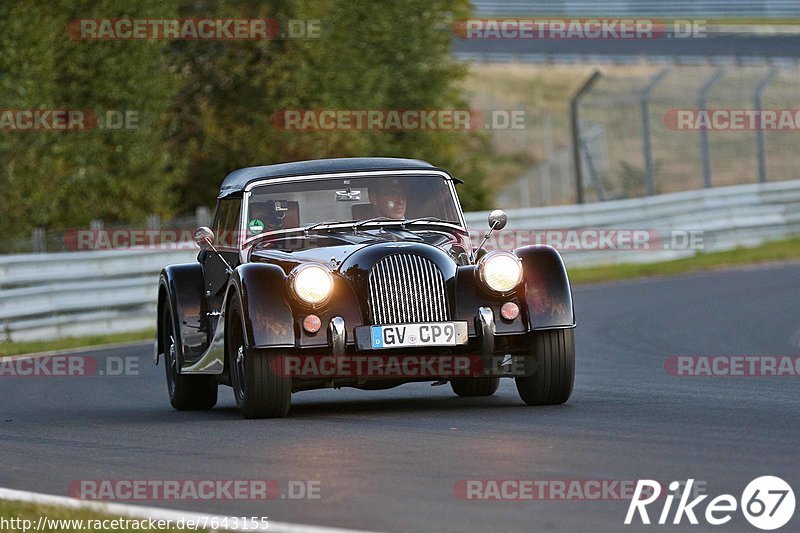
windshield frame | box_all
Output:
[238,170,467,248]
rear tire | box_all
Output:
[162,306,218,410]
[450,377,500,397]
[515,329,575,405]
[228,295,291,419]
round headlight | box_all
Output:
[290,264,334,306]
[477,252,523,294]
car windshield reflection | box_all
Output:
[245,175,461,239]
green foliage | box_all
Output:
[0,0,182,239]
[0,499,198,532]
[0,0,489,244]
[168,0,490,211]
[569,235,800,285]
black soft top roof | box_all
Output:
[218,157,457,198]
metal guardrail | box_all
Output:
[3,180,800,342]
[0,248,198,342]
[471,1,800,18]
[466,179,800,266]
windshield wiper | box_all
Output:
[302,219,348,234]
[402,217,453,226]
[351,217,455,231]
[351,217,401,230]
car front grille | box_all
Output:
[368,254,449,324]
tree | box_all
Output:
[168,0,489,210]
[0,0,183,245]
[0,0,490,249]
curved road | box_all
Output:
[1,264,799,532]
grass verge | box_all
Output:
[0,330,153,357]
[0,499,202,532]
[568,236,800,284]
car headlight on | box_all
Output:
[477,251,523,294]
[289,264,334,306]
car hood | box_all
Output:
[248,227,470,273]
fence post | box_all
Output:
[196,206,211,227]
[571,70,602,204]
[541,112,553,206]
[754,67,778,184]
[580,125,606,201]
[641,69,670,196]
[147,214,161,231]
[31,228,45,253]
[698,68,725,188]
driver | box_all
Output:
[368,179,407,219]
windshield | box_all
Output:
[245,175,462,237]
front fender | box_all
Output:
[514,245,575,330]
[232,263,295,349]
[156,263,208,365]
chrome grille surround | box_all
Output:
[368,254,449,324]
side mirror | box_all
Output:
[488,210,508,231]
[194,226,233,274]
[194,226,215,251]
[472,210,509,263]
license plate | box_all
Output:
[370,322,468,349]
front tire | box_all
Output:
[450,378,500,397]
[162,306,218,410]
[515,329,575,405]
[228,295,291,419]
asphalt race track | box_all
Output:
[1,264,799,532]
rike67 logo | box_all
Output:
[626,477,795,530]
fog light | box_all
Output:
[303,314,322,334]
[500,302,519,321]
